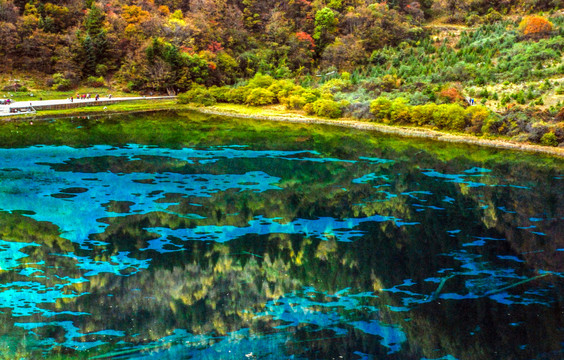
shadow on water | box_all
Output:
[0,111,562,359]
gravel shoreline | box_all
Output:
[194,107,564,158]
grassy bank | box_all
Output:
[3,97,563,157]
[187,103,564,157]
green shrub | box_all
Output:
[433,104,467,131]
[540,131,558,146]
[178,87,216,106]
[500,95,511,106]
[409,92,430,105]
[245,88,276,106]
[465,14,481,26]
[208,86,230,102]
[512,90,526,105]
[320,78,352,93]
[389,97,411,124]
[267,79,296,99]
[379,74,401,92]
[370,97,392,122]
[227,87,251,104]
[301,89,321,103]
[310,98,342,118]
[247,73,275,89]
[481,116,503,134]
[483,10,502,24]
[95,64,108,76]
[411,103,437,126]
[86,76,105,88]
[465,105,491,134]
[51,73,72,91]
[286,95,307,110]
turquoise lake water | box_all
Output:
[0,111,562,359]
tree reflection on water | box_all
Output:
[0,111,561,359]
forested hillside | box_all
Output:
[0,0,560,90]
[2,0,564,146]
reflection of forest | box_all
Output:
[0,112,562,359]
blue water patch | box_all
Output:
[353,351,374,360]
[0,145,354,245]
[413,204,445,211]
[15,321,110,351]
[0,240,40,270]
[442,196,455,203]
[498,206,517,214]
[143,214,411,251]
[421,170,486,187]
[352,173,389,184]
[0,282,86,316]
[358,156,395,164]
[56,252,151,277]
[464,167,491,174]
[497,255,524,263]
[421,355,459,360]
[256,288,405,355]
[350,320,406,354]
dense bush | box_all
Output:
[465,105,491,134]
[411,103,438,126]
[86,76,105,88]
[433,104,467,130]
[519,16,553,39]
[51,73,73,91]
[370,97,393,121]
[247,73,276,89]
[540,131,558,146]
[286,95,307,110]
[306,99,343,118]
[208,86,231,102]
[178,87,217,106]
[267,80,297,100]
[245,88,276,106]
[389,97,411,124]
[227,87,251,104]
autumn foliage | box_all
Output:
[295,31,315,48]
[519,16,553,39]
[438,87,464,103]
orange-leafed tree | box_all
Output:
[438,86,464,104]
[519,16,553,39]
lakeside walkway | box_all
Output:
[0,96,175,116]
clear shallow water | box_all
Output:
[0,111,562,359]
